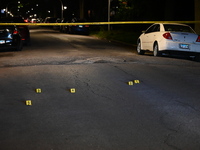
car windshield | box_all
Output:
[164,24,195,33]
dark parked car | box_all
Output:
[0,25,23,51]
[44,17,57,23]
[68,18,89,35]
[44,17,58,28]
[0,17,31,45]
[59,18,69,33]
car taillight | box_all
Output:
[13,30,19,34]
[196,35,200,42]
[18,26,25,29]
[85,25,89,27]
[163,33,173,40]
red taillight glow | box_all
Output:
[18,26,24,28]
[163,33,173,40]
[13,30,19,34]
[85,25,89,27]
[196,35,200,42]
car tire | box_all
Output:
[137,41,145,55]
[16,40,23,51]
[25,39,31,46]
[194,53,200,62]
[153,43,161,57]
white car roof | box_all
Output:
[155,23,190,26]
[149,23,196,33]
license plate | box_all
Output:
[180,44,189,49]
[0,40,5,44]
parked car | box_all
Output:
[44,17,57,28]
[0,25,23,51]
[53,18,61,30]
[68,18,89,35]
[44,17,57,23]
[0,17,30,46]
[59,18,69,33]
[137,23,200,58]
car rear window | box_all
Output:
[164,24,195,33]
[0,26,15,30]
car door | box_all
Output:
[141,24,160,50]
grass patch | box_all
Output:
[90,30,141,45]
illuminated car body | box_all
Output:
[0,17,31,46]
[68,18,89,35]
[0,25,23,51]
[137,23,200,57]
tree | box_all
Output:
[111,0,194,21]
[112,0,164,21]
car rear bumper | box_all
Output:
[0,45,17,49]
[0,42,19,50]
[159,40,200,53]
[160,50,200,57]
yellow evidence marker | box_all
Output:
[35,88,42,93]
[128,81,134,85]
[26,100,32,106]
[70,88,76,93]
[134,80,140,84]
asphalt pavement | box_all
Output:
[0,27,200,150]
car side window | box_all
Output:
[154,25,160,32]
[145,24,160,34]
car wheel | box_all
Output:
[25,39,31,46]
[137,41,145,55]
[16,40,23,51]
[153,43,161,57]
[194,53,200,62]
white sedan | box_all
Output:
[137,23,200,58]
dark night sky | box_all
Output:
[0,0,195,21]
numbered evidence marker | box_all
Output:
[26,100,32,106]
[128,81,134,85]
[70,88,76,93]
[35,88,42,93]
[134,80,140,84]
[128,80,140,85]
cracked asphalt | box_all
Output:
[0,27,200,150]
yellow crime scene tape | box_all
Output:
[0,21,200,26]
